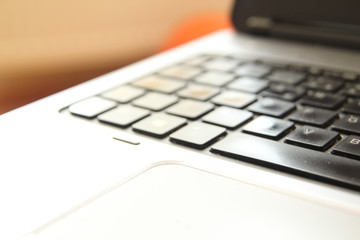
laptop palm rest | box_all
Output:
[25,163,360,240]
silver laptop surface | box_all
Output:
[1,0,360,239]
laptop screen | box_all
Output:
[232,0,360,48]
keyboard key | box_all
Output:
[194,71,235,87]
[202,106,253,129]
[133,92,178,111]
[262,84,305,101]
[132,113,187,138]
[159,65,202,80]
[242,116,294,140]
[170,122,226,149]
[183,55,211,66]
[98,106,150,128]
[202,57,241,71]
[267,70,306,85]
[228,76,268,93]
[341,72,358,81]
[177,84,220,101]
[247,98,295,118]
[102,85,145,103]
[307,66,323,76]
[166,99,214,120]
[210,132,360,189]
[303,76,344,92]
[342,99,360,115]
[69,97,117,118]
[285,126,339,151]
[211,90,256,108]
[288,107,338,127]
[341,83,360,98]
[132,75,185,93]
[332,136,360,160]
[234,63,271,78]
[299,91,346,109]
[332,115,360,135]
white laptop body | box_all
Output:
[1,1,360,239]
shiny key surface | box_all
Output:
[170,122,226,149]
[159,65,202,80]
[133,92,178,111]
[332,115,360,135]
[98,106,150,128]
[235,63,271,77]
[211,132,360,190]
[228,76,269,93]
[102,85,145,103]
[194,71,235,87]
[67,54,360,191]
[211,90,256,108]
[166,99,214,120]
[332,136,360,160]
[288,107,338,127]
[247,98,295,118]
[285,125,340,151]
[132,113,187,138]
[202,106,253,129]
[132,75,185,93]
[69,97,117,118]
[242,116,294,140]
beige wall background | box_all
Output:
[0,0,232,113]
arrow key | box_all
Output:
[285,125,340,151]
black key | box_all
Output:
[307,66,323,76]
[247,98,295,118]
[332,136,360,160]
[267,70,306,85]
[341,72,358,82]
[242,116,294,140]
[132,113,187,138]
[288,107,338,127]
[98,106,150,128]
[262,84,305,101]
[341,83,360,98]
[342,99,360,115]
[299,91,346,109]
[303,76,344,92]
[211,132,360,190]
[202,106,253,129]
[69,97,117,118]
[170,122,226,149]
[234,63,271,78]
[332,115,360,135]
[285,126,339,151]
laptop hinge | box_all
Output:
[246,16,360,48]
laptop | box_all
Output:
[1,0,360,239]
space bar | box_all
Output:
[210,132,360,190]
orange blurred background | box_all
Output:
[0,0,232,114]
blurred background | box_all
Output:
[0,0,232,114]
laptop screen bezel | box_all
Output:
[231,0,360,48]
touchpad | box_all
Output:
[28,164,360,240]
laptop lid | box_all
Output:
[232,0,360,49]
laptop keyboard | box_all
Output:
[67,54,360,190]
